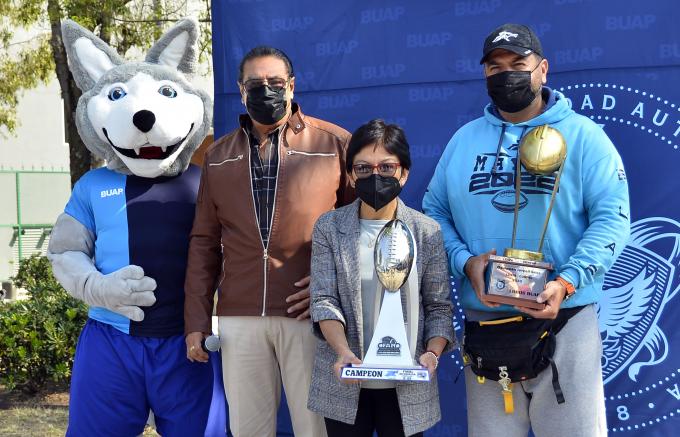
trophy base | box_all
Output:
[484,254,553,310]
[503,248,544,262]
[341,364,430,382]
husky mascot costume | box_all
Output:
[47,18,218,436]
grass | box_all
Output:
[0,383,159,436]
[0,406,69,437]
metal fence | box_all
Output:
[0,170,71,281]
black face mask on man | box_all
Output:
[486,61,541,113]
[355,174,402,211]
[246,85,288,125]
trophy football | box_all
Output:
[340,219,430,382]
[484,125,567,309]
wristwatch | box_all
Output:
[556,276,576,301]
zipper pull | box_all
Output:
[475,356,485,384]
[263,249,268,260]
[502,386,514,414]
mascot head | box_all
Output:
[61,18,212,178]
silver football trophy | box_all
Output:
[485,125,567,309]
[341,219,430,382]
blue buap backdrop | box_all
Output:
[211,1,680,435]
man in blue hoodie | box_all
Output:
[423,24,630,436]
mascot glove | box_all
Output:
[84,265,157,321]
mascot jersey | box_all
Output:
[65,165,200,337]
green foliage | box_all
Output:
[0,0,46,28]
[0,255,87,394]
[0,0,212,135]
[0,37,53,135]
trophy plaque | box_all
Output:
[485,125,567,310]
[341,219,430,382]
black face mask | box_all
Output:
[246,85,288,125]
[486,63,541,113]
[355,174,402,211]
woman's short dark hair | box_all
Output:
[346,119,411,173]
[238,46,295,83]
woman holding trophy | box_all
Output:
[307,119,455,437]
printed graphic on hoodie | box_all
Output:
[468,141,557,213]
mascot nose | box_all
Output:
[133,110,156,133]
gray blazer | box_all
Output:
[307,198,455,436]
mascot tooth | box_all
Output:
[47,18,223,436]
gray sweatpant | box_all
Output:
[464,304,607,437]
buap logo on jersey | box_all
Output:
[560,81,680,434]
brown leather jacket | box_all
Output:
[184,104,353,334]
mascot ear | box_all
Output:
[61,19,124,92]
[145,18,199,75]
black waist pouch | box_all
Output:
[462,306,584,404]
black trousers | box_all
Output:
[324,388,424,437]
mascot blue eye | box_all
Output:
[107,87,127,101]
[159,85,177,98]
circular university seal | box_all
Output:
[560,82,680,434]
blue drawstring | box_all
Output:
[490,124,506,175]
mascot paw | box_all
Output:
[86,265,158,320]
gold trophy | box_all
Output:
[484,125,567,309]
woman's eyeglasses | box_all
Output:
[242,77,290,92]
[352,162,401,179]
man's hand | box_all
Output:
[464,249,500,308]
[186,332,209,363]
[333,348,362,384]
[515,280,567,319]
[286,275,311,320]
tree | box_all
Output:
[0,0,212,186]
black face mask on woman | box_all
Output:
[486,62,541,113]
[246,85,288,125]
[355,174,402,211]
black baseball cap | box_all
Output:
[480,23,543,64]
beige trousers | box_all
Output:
[218,316,326,437]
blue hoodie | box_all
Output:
[423,88,630,315]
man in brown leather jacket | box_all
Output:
[184,46,353,437]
